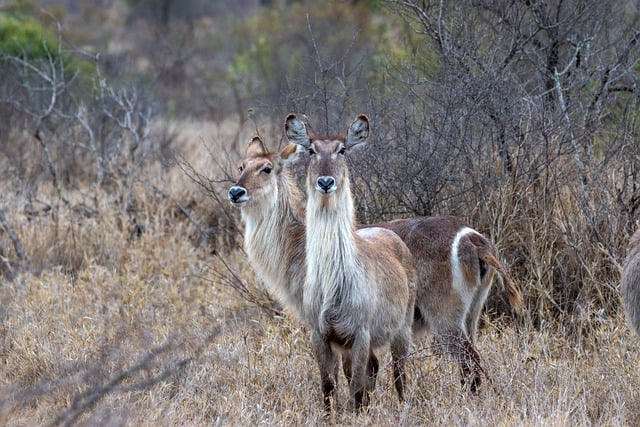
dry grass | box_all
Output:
[2,257,639,426]
[1,119,639,426]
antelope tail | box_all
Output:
[471,234,522,311]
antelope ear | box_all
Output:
[346,114,369,149]
[285,113,310,148]
[247,136,267,157]
[279,143,299,164]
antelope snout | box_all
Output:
[228,186,248,204]
[316,176,336,193]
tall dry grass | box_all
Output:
[1,118,639,426]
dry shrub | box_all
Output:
[474,160,625,343]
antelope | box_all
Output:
[621,228,640,336]
[367,214,522,393]
[227,136,307,322]
[228,118,522,402]
[285,113,416,413]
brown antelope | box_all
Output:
[285,113,416,413]
[621,228,640,336]
[228,119,522,401]
[368,215,521,393]
[227,136,307,321]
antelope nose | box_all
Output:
[316,176,335,193]
[228,186,247,203]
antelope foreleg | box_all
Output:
[343,351,379,402]
[349,331,372,413]
[311,331,339,413]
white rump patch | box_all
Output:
[451,227,479,294]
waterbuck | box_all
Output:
[368,215,521,392]
[285,113,417,413]
[621,228,640,336]
[227,136,307,321]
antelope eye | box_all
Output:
[261,165,272,174]
[238,165,244,172]
[308,148,315,155]
[338,146,346,155]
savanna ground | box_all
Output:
[1,118,639,427]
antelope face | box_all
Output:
[228,136,277,208]
[285,113,370,198]
[228,157,275,207]
[307,139,347,195]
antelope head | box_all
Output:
[228,136,298,208]
[285,114,370,198]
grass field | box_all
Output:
[1,120,639,426]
